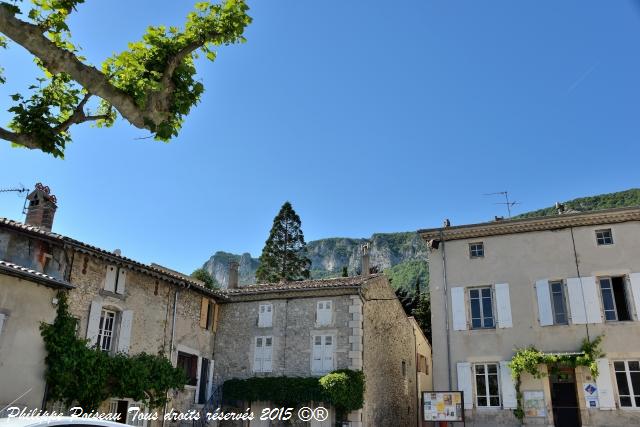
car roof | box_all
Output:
[0,417,133,427]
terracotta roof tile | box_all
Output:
[0,259,74,289]
[222,274,380,296]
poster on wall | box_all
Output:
[422,391,464,422]
[523,391,546,417]
[583,383,599,408]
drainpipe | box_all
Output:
[440,231,452,390]
[161,287,180,427]
[570,227,590,341]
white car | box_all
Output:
[0,417,134,427]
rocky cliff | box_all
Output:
[202,232,429,291]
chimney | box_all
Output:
[25,183,57,231]
[361,243,370,276]
[228,261,239,289]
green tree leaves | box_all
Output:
[255,202,312,283]
[0,0,251,156]
[191,267,219,289]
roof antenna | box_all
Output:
[484,191,520,218]
[0,184,28,196]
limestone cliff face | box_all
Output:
[202,232,428,288]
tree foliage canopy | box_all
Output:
[255,201,311,283]
[0,0,251,157]
[191,267,218,289]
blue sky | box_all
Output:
[1,0,639,273]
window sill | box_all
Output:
[99,289,125,300]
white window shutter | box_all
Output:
[323,336,334,372]
[535,279,554,326]
[595,358,615,410]
[495,283,513,328]
[629,273,640,320]
[581,277,602,324]
[86,300,103,346]
[105,266,117,292]
[0,313,5,336]
[499,361,517,409]
[117,310,133,353]
[254,338,263,372]
[456,362,473,409]
[116,269,127,295]
[258,304,273,328]
[317,301,332,326]
[312,336,323,373]
[263,338,272,372]
[567,277,587,324]
[451,287,467,331]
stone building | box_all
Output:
[213,259,429,427]
[420,207,640,427]
[0,184,225,424]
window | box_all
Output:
[254,336,273,373]
[0,313,5,337]
[596,229,614,246]
[401,360,407,377]
[599,277,632,321]
[469,242,484,258]
[614,360,640,408]
[316,301,332,326]
[474,363,500,407]
[311,335,334,374]
[418,355,429,374]
[469,287,494,329]
[258,304,273,328]
[550,281,568,325]
[177,352,199,386]
[199,298,219,331]
[97,309,116,352]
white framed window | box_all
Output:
[599,277,632,321]
[258,304,273,328]
[311,334,334,374]
[596,229,614,246]
[469,287,494,329]
[469,242,484,258]
[614,360,640,408]
[97,309,117,352]
[474,363,500,407]
[316,301,332,326]
[254,336,273,373]
[550,281,568,325]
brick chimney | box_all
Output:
[228,261,239,289]
[361,243,370,276]
[25,183,57,231]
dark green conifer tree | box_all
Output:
[255,202,311,283]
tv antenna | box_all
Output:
[0,185,28,195]
[484,191,520,218]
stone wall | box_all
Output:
[361,276,418,427]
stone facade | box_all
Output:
[421,207,640,427]
[0,216,223,426]
[214,275,424,427]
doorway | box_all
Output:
[549,367,581,427]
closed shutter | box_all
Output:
[105,266,117,292]
[451,287,467,331]
[629,273,640,320]
[499,361,517,409]
[567,277,587,324]
[312,336,323,373]
[116,268,127,295]
[0,313,5,336]
[317,301,332,325]
[117,310,133,353]
[263,337,272,372]
[495,283,513,328]
[212,303,219,332]
[582,277,602,324]
[254,337,263,372]
[258,304,273,327]
[535,279,554,326]
[86,300,103,346]
[595,358,616,410]
[322,336,334,372]
[200,298,209,328]
[457,362,473,409]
